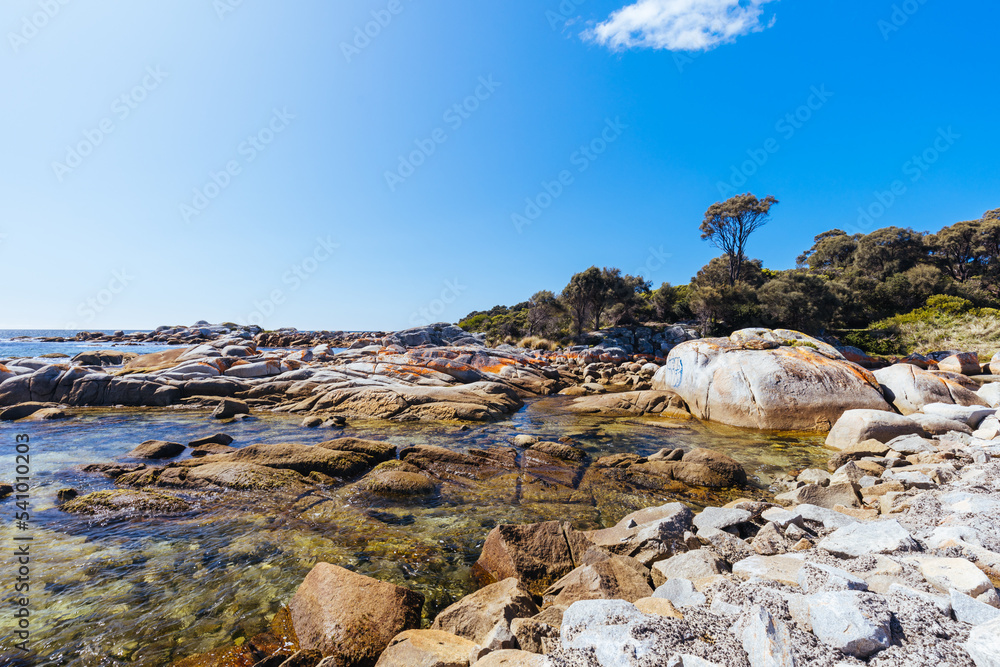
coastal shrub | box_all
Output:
[925,294,973,314]
[518,336,558,351]
[838,328,906,356]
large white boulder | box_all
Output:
[873,364,988,414]
[651,330,890,431]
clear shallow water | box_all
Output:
[0,330,183,362]
[0,399,830,666]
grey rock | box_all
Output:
[697,527,755,564]
[796,562,868,594]
[922,403,995,428]
[651,550,728,588]
[557,599,747,667]
[825,409,926,450]
[729,604,795,667]
[884,434,937,454]
[951,589,1000,626]
[732,555,805,588]
[818,520,920,558]
[762,504,856,531]
[807,590,892,658]
[587,503,694,567]
[882,469,936,489]
[666,656,723,667]
[965,616,1000,666]
[652,578,707,607]
[693,507,751,532]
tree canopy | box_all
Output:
[700,193,778,286]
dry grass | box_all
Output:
[517,336,559,351]
[889,312,1000,358]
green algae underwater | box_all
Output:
[0,397,830,665]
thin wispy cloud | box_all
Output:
[587,0,779,52]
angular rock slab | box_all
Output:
[431,577,538,645]
[818,520,920,558]
[289,563,423,664]
[693,507,751,532]
[541,555,653,608]
[919,557,994,598]
[586,502,693,567]
[475,521,594,597]
[373,629,476,667]
[964,616,1000,667]
[730,605,795,667]
[807,590,891,658]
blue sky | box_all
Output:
[1,0,997,331]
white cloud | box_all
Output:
[587,0,779,52]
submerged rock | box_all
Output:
[188,433,234,447]
[0,401,57,421]
[211,398,249,420]
[61,489,190,516]
[186,443,374,479]
[359,468,438,497]
[126,439,186,460]
[318,437,397,463]
[629,448,748,489]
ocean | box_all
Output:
[0,329,182,361]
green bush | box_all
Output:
[925,294,973,314]
[839,329,906,356]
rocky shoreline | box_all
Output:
[2,323,1000,665]
[161,398,999,667]
[157,396,1000,667]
